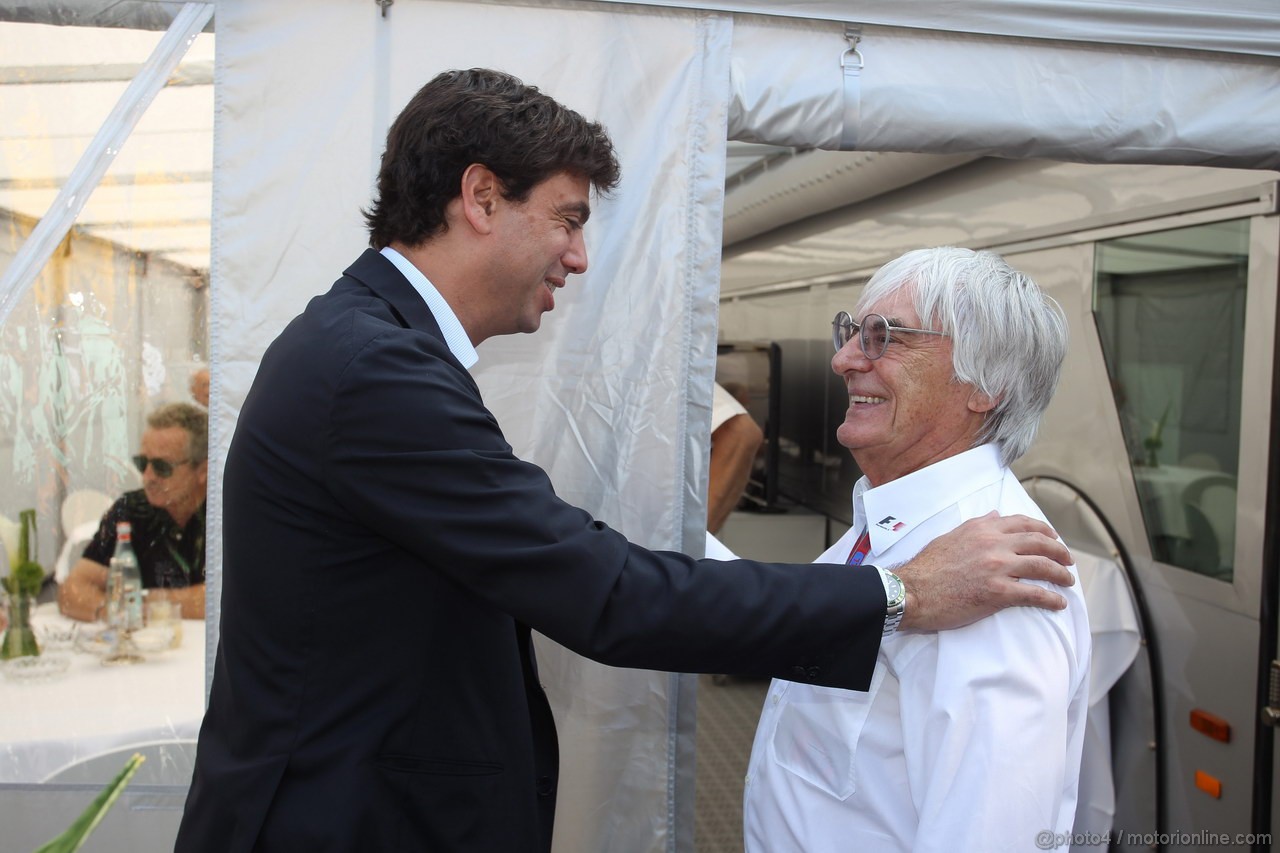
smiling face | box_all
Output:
[139,426,207,526]
[831,287,992,486]
[488,170,591,336]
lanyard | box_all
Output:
[846,527,871,566]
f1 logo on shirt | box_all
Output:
[876,516,905,532]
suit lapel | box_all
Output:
[343,248,442,335]
[341,248,483,398]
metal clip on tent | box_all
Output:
[841,24,864,70]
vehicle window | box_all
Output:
[1093,219,1248,581]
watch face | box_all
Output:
[885,574,905,606]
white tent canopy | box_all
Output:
[2,1,1278,850]
[727,14,1280,167]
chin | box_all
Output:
[834,425,864,451]
[519,312,546,333]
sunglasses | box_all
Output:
[133,454,191,479]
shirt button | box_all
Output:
[771,694,780,705]
[743,774,751,785]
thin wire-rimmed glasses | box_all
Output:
[831,311,948,359]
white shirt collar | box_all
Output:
[852,443,1005,555]
[379,246,478,370]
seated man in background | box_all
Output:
[59,402,207,621]
[707,380,764,534]
[744,247,1091,852]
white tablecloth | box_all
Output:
[0,603,206,784]
[1132,464,1217,539]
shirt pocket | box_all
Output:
[769,665,887,800]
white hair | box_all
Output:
[854,247,1068,465]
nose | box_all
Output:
[563,229,588,275]
[832,336,873,376]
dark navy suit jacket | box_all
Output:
[176,249,883,852]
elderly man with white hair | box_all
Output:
[743,247,1091,852]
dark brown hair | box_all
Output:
[363,68,621,249]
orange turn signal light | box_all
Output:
[1195,770,1222,798]
[1190,709,1231,743]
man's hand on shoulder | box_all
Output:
[893,511,1073,632]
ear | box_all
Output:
[458,163,500,235]
[968,388,1000,414]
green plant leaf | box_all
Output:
[32,753,146,853]
[18,509,34,566]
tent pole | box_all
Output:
[0,2,214,328]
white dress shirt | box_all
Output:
[380,246,478,369]
[744,444,1091,853]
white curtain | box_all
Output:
[212,1,732,849]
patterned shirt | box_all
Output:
[81,489,206,589]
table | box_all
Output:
[0,603,206,785]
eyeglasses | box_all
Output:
[133,454,191,479]
[831,311,948,359]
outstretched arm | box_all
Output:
[893,511,1074,631]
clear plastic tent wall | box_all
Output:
[0,18,213,625]
[0,15,212,845]
[213,1,730,849]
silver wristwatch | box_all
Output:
[876,567,906,635]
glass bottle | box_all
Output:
[111,522,143,632]
[103,522,144,665]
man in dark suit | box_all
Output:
[177,69,1072,852]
